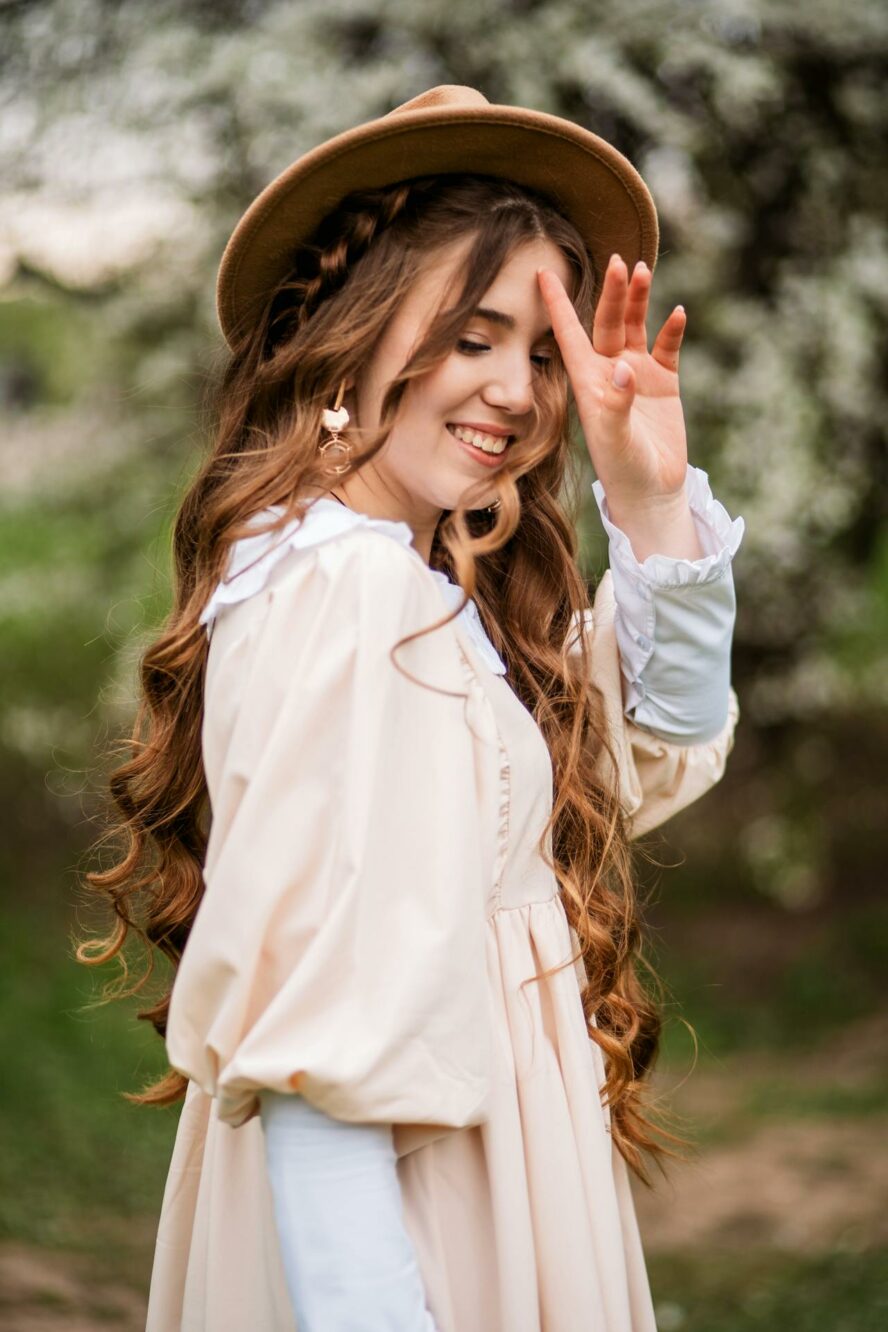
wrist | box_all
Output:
[602,490,705,563]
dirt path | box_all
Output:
[634,1010,888,1251]
[634,1116,888,1252]
[0,1243,147,1332]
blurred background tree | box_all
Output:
[1,1,885,1327]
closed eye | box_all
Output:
[457,339,552,369]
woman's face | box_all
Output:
[346,234,573,534]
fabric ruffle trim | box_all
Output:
[591,464,746,589]
[455,648,512,905]
[199,498,507,676]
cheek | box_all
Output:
[414,355,479,415]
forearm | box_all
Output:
[259,1090,439,1332]
[593,464,745,744]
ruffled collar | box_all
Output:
[200,498,507,676]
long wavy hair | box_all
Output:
[77,171,693,1186]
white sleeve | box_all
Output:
[259,1091,440,1332]
[592,464,745,745]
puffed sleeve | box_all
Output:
[166,533,491,1131]
[566,569,739,839]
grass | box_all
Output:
[648,1247,888,1331]
[0,879,179,1270]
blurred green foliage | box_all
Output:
[0,895,175,1252]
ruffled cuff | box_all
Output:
[591,465,746,743]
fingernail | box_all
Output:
[613,359,631,388]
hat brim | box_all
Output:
[216,103,659,348]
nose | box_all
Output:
[480,352,535,419]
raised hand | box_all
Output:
[537,255,691,518]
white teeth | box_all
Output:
[449,425,509,454]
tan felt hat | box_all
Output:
[216,84,660,349]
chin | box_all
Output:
[436,489,497,515]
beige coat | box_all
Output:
[146,518,739,1331]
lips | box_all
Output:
[447,422,514,439]
[447,425,512,469]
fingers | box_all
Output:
[602,357,636,416]
[536,267,598,391]
[624,261,651,352]
[651,306,686,373]
[538,259,685,408]
[592,255,652,356]
[592,254,627,355]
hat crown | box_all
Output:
[387,85,491,117]
[216,83,658,347]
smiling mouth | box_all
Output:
[446,423,515,455]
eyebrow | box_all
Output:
[472,306,554,339]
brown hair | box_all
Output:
[77,172,691,1186]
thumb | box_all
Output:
[604,358,635,410]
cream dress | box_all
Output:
[145,499,739,1331]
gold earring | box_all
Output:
[486,498,501,513]
[318,379,351,475]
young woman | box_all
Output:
[81,86,744,1330]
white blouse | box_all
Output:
[201,464,745,745]
[197,467,745,1330]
